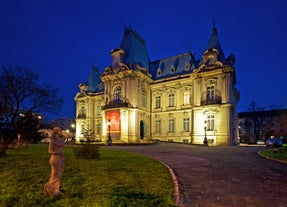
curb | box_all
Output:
[257,150,287,165]
[160,161,180,206]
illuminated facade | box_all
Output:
[74,26,240,145]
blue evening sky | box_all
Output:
[1,0,287,121]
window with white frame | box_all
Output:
[155,119,161,133]
[155,96,161,108]
[183,91,190,105]
[206,85,215,103]
[169,93,175,107]
[206,113,215,131]
[113,86,121,103]
[169,119,175,132]
[183,118,190,132]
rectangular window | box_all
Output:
[169,119,175,132]
[206,86,215,103]
[169,94,175,107]
[207,114,215,131]
[183,91,190,105]
[155,119,161,133]
[97,106,101,115]
[156,96,161,108]
[183,118,190,132]
[96,124,101,134]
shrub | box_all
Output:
[73,144,100,159]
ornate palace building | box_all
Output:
[74,25,240,145]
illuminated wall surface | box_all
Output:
[106,110,121,139]
[74,26,239,145]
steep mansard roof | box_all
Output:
[84,66,103,93]
[119,26,150,70]
[82,25,229,92]
[149,52,198,80]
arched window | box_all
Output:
[113,86,121,103]
[206,85,215,103]
[157,68,162,77]
[170,65,175,74]
[183,91,191,105]
[77,106,86,118]
[169,93,175,107]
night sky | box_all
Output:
[1,0,287,121]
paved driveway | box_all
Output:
[107,143,287,207]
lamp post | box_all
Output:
[107,119,112,146]
[203,120,208,146]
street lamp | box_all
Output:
[203,120,208,146]
[107,119,112,146]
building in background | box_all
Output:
[238,109,287,144]
[74,25,240,145]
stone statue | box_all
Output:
[44,127,65,196]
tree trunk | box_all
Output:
[0,143,8,156]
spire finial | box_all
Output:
[212,19,217,35]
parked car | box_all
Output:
[266,138,283,148]
[256,139,265,145]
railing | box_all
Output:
[201,96,222,105]
[102,101,131,110]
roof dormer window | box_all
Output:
[170,65,175,74]
[185,61,191,71]
[157,68,162,77]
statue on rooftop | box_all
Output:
[44,127,65,196]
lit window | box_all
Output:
[206,85,215,103]
[183,118,190,132]
[155,96,161,108]
[183,91,190,105]
[78,106,86,118]
[169,119,175,132]
[155,120,161,133]
[113,86,121,103]
[169,93,175,107]
[206,114,215,131]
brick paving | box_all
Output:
[106,143,287,207]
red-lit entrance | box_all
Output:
[105,110,121,139]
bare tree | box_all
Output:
[248,102,265,142]
[0,65,63,155]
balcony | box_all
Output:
[201,96,222,105]
[102,100,132,110]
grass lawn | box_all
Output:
[259,146,287,162]
[0,145,176,207]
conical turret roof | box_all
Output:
[205,25,226,63]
